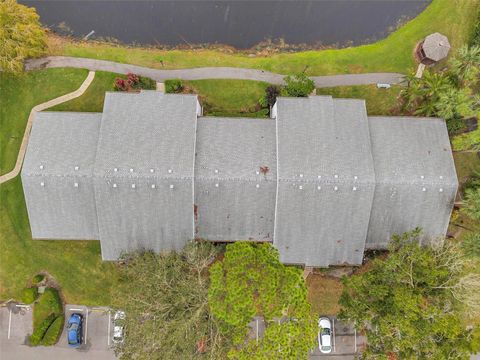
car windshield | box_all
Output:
[321,328,331,336]
[68,330,78,344]
[322,345,332,351]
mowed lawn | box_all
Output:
[50,0,478,75]
[0,69,118,306]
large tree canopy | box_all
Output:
[208,242,316,359]
[112,242,229,360]
[0,0,46,74]
[339,230,480,359]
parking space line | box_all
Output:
[7,309,12,339]
[69,308,84,312]
[107,311,111,346]
[332,318,336,353]
[354,326,357,353]
[85,309,88,344]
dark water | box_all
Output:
[21,0,431,49]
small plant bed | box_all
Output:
[306,273,344,316]
[30,287,64,346]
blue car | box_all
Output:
[67,313,83,348]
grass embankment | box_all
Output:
[49,0,478,75]
[0,69,118,305]
[0,69,88,176]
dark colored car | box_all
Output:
[67,313,83,348]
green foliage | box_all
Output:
[33,288,63,328]
[41,315,64,346]
[29,313,56,346]
[20,287,38,304]
[339,230,480,359]
[138,75,156,90]
[32,274,45,284]
[0,0,46,74]
[463,188,480,221]
[470,8,480,47]
[165,79,184,93]
[282,73,315,97]
[453,128,480,151]
[449,45,480,87]
[208,242,315,358]
[462,232,480,257]
[260,85,281,109]
[112,242,229,360]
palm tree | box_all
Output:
[449,45,480,87]
[436,87,474,121]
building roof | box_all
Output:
[366,116,458,247]
[194,117,276,241]
[422,32,451,61]
[273,97,375,266]
[22,112,101,240]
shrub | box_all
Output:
[260,85,281,109]
[165,79,184,93]
[33,274,45,284]
[29,313,56,346]
[33,288,63,328]
[452,128,480,151]
[138,76,156,90]
[114,74,156,91]
[20,287,38,304]
[114,78,129,91]
[41,315,64,346]
[283,73,315,97]
[470,9,480,47]
[126,73,139,87]
[462,233,480,257]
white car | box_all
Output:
[113,310,126,344]
[318,317,332,354]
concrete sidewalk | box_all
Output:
[26,56,405,88]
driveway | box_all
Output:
[25,56,405,88]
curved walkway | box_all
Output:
[0,71,96,185]
[25,56,405,87]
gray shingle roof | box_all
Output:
[366,116,457,247]
[274,97,375,266]
[194,117,276,241]
[22,112,101,240]
[21,93,458,267]
[422,32,451,62]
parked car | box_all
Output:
[113,310,126,344]
[318,317,332,354]
[67,313,83,348]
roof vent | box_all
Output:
[169,184,174,189]
[439,175,444,179]
[334,174,339,179]
[215,183,219,188]
[215,169,219,174]
[354,176,358,180]
[40,181,45,187]
[131,184,136,189]
[74,182,79,188]
[113,183,117,188]
[299,174,304,178]
[352,186,357,191]
[114,167,118,172]
[168,169,173,174]
[39,165,44,170]
[256,171,260,175]
[256,184,260,188]
[129,168,134,173]
[151,184,156,189]
[150,168,154,173]
[334,186,338,191]
[74,166,79,171]
[317,185,321,190]
[420,175,425,179]
[439,188,444,192]
[299,185,303,190]
[317,175,322,179]
[422,187,427,192]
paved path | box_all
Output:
[26,56,405,88]
[0,71,95,185]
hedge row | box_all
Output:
[29,313,56,346]
[20,287,38,304]
[41,315,65,346]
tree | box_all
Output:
[449,45,480,87]
[112,242,229,360]
[463,188,480,221]
[208,242,316,359]
[282,73,315,97]
[339,230,480,359]
[0,0,46,74]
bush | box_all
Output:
[20,287,38,304]
[41,315,64,346]
[260,85,281,109]
[283,73,315,97]
[33,274,45,284]
[138,76,156,90]
[114,74,156,91]
[29,313,56,346]
[33,288,63,328]
[462,233,480,257]
[165,79,184,93]
[470,10,480,47]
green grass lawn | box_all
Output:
[51,0,478,75]
[0,69,89,176]
[317,85,402,115]
[182,79,269,117]
[0,69,118,305]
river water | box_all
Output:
[21,0,431,49]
